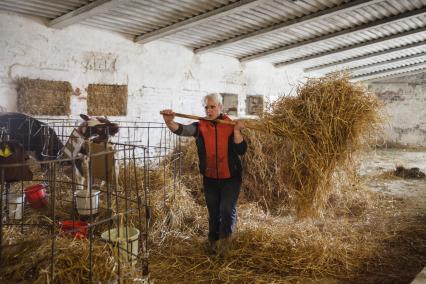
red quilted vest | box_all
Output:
[198,115,234,179]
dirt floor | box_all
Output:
[359,148,426,208]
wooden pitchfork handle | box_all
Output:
[160,111,236,126]
[160,111,264,131]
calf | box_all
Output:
[0,140,33,182]
[0,112,64,162]
[78,114,119,144]
[63,114,119,190]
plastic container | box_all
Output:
[74,190,100,216]
[101,227,140,264]
[24,184,48,209]
[59,220,89,238]
[8,193,25,220]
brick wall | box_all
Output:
[368,73,426,147]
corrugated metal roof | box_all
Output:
[161,0,349,47]
[0,0,425,80]
[306,39,426,72]
[352,62,426,80]
[261,16,426,64]
[0,0,92,19]
[83,0,239,35]
[350,53,426,76]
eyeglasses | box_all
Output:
[204,105,217,110]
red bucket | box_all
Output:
[59,220,89,239]
[24,184,48,209]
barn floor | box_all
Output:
[149,148,426,283]
[360,148,426,208]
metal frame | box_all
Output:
[0,118,182,283]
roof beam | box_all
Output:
[360,68,426,82]
[351,61,426,80]
[134,0,270,44]
[48,0,132,29]
[195,0,384,54]
[240,7,426,62]
[303,40,426,72]
[343,51,426,73]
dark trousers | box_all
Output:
[203,176,241,241]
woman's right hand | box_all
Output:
[161,109,175,124]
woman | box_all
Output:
[161,93,247,256]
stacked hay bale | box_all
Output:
[87,84,128,116]
[16,78,72,115]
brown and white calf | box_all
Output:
[62,114,119,191]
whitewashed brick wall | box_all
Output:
[0,11,305,147]
[368,74,426,147]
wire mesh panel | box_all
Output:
[0,116,182,283]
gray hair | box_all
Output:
[202,93,223,106]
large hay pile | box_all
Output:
[243,74,381,217]
[149,189,426,283]
[16,78,72,115]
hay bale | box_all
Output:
[87,84,127,116]
[243,73,381,217]
[16,78,72,115]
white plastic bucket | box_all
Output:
[101,227,140,264]
[74,190,100,216]
[8,193,25,220]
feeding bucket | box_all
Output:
[101,227,140,264]
[25,184,48,209]
[74,190,100,216]
[59,220,89,239]
[7,193,25,220]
